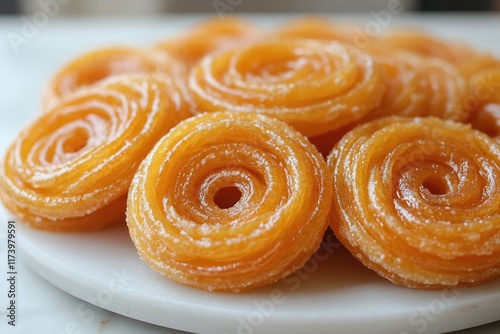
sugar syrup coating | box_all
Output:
[127,112,332,291]
[366,48,467,121]
[466,67,500,139]
[328,116,500,288]
[380,29,500,77]
[155,17,260,68]
[0,73,191,231]
[42,46,188,111]
[309,48,467,158]
[189,39,386,137]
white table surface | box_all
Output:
[0,13,500,334]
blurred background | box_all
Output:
[0,0,499,15]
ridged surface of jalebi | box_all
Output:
[127,112,332,291]
[367,48,466,121]
[467,68,500,139]
[189,40,386,137]
[309,48,466,157]
[328,116,500,288]
[0,74,190,231]
[155,17,260,67]
[381,30,500,79]
[43,47,186,110]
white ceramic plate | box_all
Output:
[12,212,500,334]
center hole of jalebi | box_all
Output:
[422,178,448,195]
[214,186,242,209]
[63,130,89,154]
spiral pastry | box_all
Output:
[467,68,500,139]
[328,116,500,288]
[0,74,190,231]
[155,17,260,67]
[43,47,187,110]
[127,112,332,291]
[189,40,385,137]
[368,48,466,121]
[380,29,498,79]
[274,16,355,44]
[310,49,465,157]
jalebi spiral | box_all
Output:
[467,68,500,139]
[310,48,466,157]
[0,74,190,231]
[127,112,332,291]
[155,17,260,67]
[368,48,466,121]
[381,29,500,79]
[328,116,500,288]
[189,39,386,137]
[43,47,186,110]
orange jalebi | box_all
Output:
[467,68,500,139]
[329,116,500,288]
[380,29,500,79]
[0,74,190,231]
[155,17,260,67]
[310,48,466,157]
[189,39,385,137]
[43,46,187,110]
[127,112,332,291]
[368,48,466,121]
